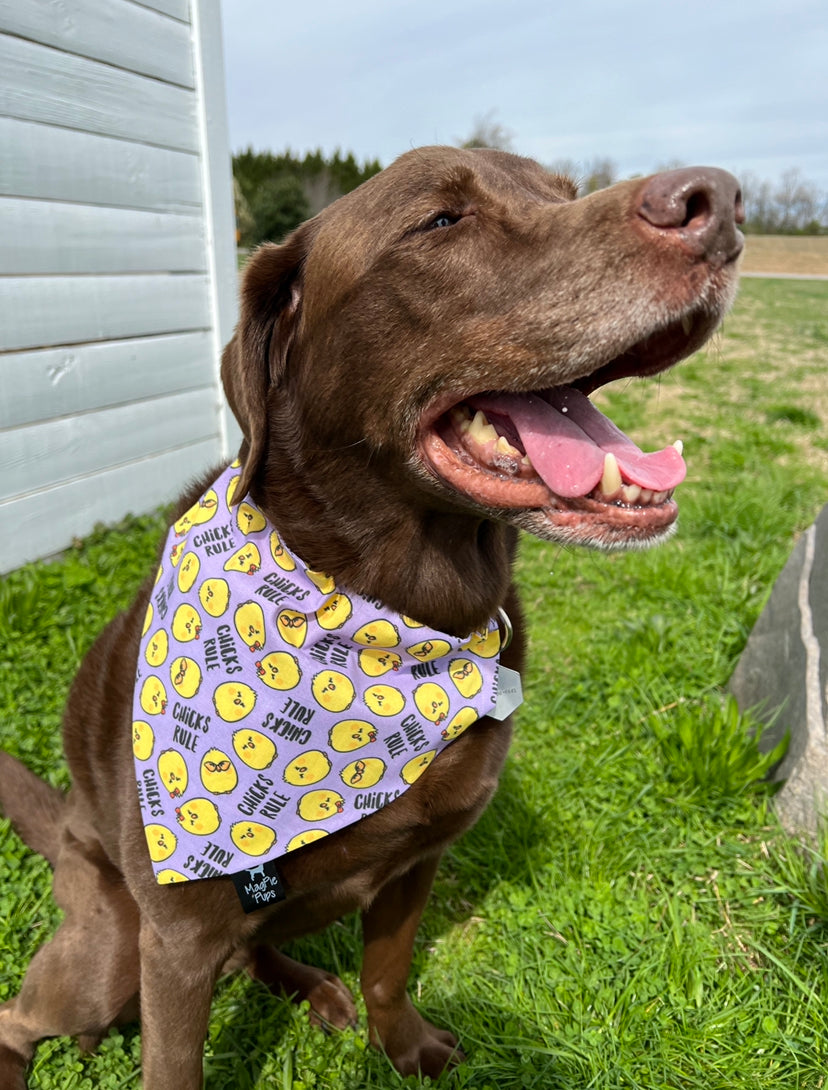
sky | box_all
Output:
[220,0,828,193]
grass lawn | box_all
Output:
[1,276,827,1089]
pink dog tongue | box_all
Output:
[471,387,686,499]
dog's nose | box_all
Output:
[637,167,744,265]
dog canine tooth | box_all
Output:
[599,452,622,497]
[468,410,498,445]
[672,439,684,456]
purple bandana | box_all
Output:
[132,463,506,887]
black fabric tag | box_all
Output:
[230,861,287,913]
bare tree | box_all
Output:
[581,157,618,194]
[458,110,515,152]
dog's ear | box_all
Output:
[221,221,318,502]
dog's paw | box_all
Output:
[305,973,358,1032]
[370,1004,465,1079]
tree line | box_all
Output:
[233,140,827,246]
[233,148,382,247]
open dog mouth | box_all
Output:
[417,315,712,546]
[440,386,683,502]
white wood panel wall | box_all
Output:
[0,0,241,573]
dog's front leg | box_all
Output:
[361,853,464,1078]
[138,918,222,1090]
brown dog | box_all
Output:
[0,146,743,1088]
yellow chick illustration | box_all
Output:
[157,749,189,798]
[328,719,378,753]
[401,751,436,785]
[286,829,329,852]
[223,543,261,576]
[460,625,501,659]
[230,820,276,857]
[276,608,308,648]
[142,601,153,636]
[156,869,189,884]
[401,615,424,628]
[145,823,177,863]
[448,658,484,698]
[199,747,238,795]
[311,670,356,713]
[362,683,406,717]
[283,749,331,787]
[358,647,403,678]
[198,577,230,618]
[269,530,297,570]
[255,651,301,691]
[441,706,479,741]
[414,682,450,725]
[139,676,168,717]
[297,789,345,822]
[232,728,277,770]
[173,490,218,536]
[169,655,202,699]
[132,720,155,761]
[225,474,240,507]
[171,603,202,643]
[212,681,257,723]
[353,619,400,648]
[175,797,221,836]
[177,551,201,594]
[169,541,185,568]
[315,593,352,631]
[305,569,336,594]
[234,600,267,653]
[340,757,386,789]
[236,501,267,536]
[406,638,451,662]
[144,628,169,667]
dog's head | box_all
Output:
[223,147,742,630]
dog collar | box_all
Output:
[132,462,511,894]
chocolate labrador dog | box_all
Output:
[0,146,743,1088]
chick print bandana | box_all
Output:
[132,462,514,902]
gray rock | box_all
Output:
[729,503,828,838]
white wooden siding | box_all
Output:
[0,0,240,574]
[0,0,195,87]
[1,275,211,352]
[0,33,198,150]
[4,442,220,566]
[2,199,206,275]
[0,333,215,430]
[0,118,202,213]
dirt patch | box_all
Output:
[740,235,828,276]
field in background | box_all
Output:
[741,234,828,276]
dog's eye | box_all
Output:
[427,212,460,231]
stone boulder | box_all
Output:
[729,503,828,838]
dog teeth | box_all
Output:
[469,410,498,444]
[451,406,472,433]
[672,439,684,456]
[681,314,693,335]
[495,435,520,457]
[599,452,622,498]
[621,483,641,503]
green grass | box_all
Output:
[2,277,828,1088]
